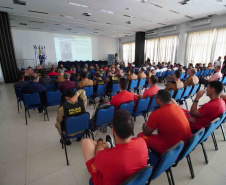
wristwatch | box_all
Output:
[194,100,199,103]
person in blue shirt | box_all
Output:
[21,73,47,112]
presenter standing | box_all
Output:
[114,53,119,65]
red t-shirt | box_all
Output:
[48,72,58,76]
[147,103,192,148]
[95,137,148,185]
[110,91,134,110]
[143,86,160,99]
[190,98,226,130]
[67,70,73,74]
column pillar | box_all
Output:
[135,32,145,67]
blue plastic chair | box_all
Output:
[170,70,175,76]
[180,73,185,80]
[173,88,184,102]
[96,84,107,98]
[45,84,54,91]
[57,83,61,90]
[195,71,200,77]
[119,101,135,114]
[221,77,226,85]
[83,86,95,109]
[62,112,90,165]
[23,93,45,125]
[73,88,77,93]
[180,86,193,110]
[15,88,22,113]
[156,72,161,78]
[217,111,226,141]
[169,90,174,98]
[133,97,150,121]
[45,90,61,121]
[147,95,158,114]
[128,79,138,92]
[173,128,205,178]
[110,83,119,97]
[189,84,200,101]
[137,78,146,91]
[147,141,184,185]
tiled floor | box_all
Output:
[1,82,226,185]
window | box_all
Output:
[122,42,135,65]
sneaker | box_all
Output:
[76,137,82,142]
[106,135,115,148]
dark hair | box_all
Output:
[81,71,87,79]
[157,90,171,103]
[95,73,101,78]
[141,68,145,72]
[174,70,182,78]
[130,68,135,74]
[209,81,223,95]
[30,73,39,81]
[64,88,75,97]
[119,78,129,90]
[42,71,48,76]
[147,67,151,72]
[112,109,134,139]
[150,75,158,84]
[216,66,221,70]
[18,74,24,80]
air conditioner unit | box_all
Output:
[160,26,177,33]
[146,30,157,36]
[189,19,212,27]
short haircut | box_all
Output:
[18,74,24,80]
[209,81,223,95]
[42,71,47,76]
[119,78,129,90]
[190,68,196,75]
[51,68,55,72]
[112,109,134,140]
[81,71,87,79]
[141,68,145,72]
[64,88,75,97]
[147,67,151,71]
[157,90,171,103]
[174,70,182,78]
[95,73,101,78]
[30,73,39,81]
[130,68,135,74]
[64,72,70,80]
[150,75,158,84]
[216,66,221,70]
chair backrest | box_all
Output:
[138,78,146,87]
[178,128,205,162]
[190,84,199,96]
[181,86,192,99]
[151,141,184,180]
[222,77,226,85]
[83,86,93,97]
[96,84,107,95]
[170,70,175,76]
[45,84,54,91]
[46,90,61,106]
[133,97,150,117]
[15,88,22,100]
[119,101,135,114]
[120,166,153,185]
[156,72,161,78]
[169,90,174,98]
[174,88,184,101]
[65,112,90,138]
[148,95,158,112]
[161,71,167,78]
[219,111,226,124]
[129,79,138,90]
[199,118,220,144]
[111,83,119,94]
[95,105,115,127]
[74,88,77,93]
[23,93,41,106]
[180,73,185,80]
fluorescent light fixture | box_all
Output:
[100,9,114,14]
[142,19,152,22]
[60,15,74,18]
[69,2,89,8]
[55,23,68,26]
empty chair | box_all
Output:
[133,97,150,121]
[119,101,135,114]
[173,88,184,102]
[217,111,226,141]
[128,79,138,92]
[15,88,22,113]
[173,128,205,178]
[137,78,146,92]
[147,141,184,185]
[180,86,193,110]
[110,83,119,98]
[62,112,90,165]
[83,86,95,109]
[147,95,158,115]
[96,84,107,99]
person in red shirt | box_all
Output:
[183,81,226,132]
[82,109,148,185]
[139,89,192,154]
[67,68,74,74]
[110,78,134,110]
[133,75,160,103]
[48,68,58,76]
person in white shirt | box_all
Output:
[159,64,168,73]
[153,66,160,75]
[214,56,222,67]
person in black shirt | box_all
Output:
[221,56,226,76]
[39,71,52,85]
[14,74,28,89]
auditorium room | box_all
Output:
[1,0,226,185]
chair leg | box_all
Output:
[93,99,96,110]
[63,141,69,166]
[28,109,30,118]
[220,124,226,141]
[169,168,175,185]
[91,132,94,140]
[17,101,20,113]
[25,109,28,125]
[211,132,218,150]
[45,107,49,121]
[186,154,195,178]
[20,101,22,109]
[201,142,208,164]
[185,100,188,110]
[166,169,173,185]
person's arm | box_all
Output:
[190,90,205,117]
[95,140,107,155]
[220,93,226,99]
[142,122,155,136]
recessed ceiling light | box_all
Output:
[30,27,42,30]
[185,15,193,19]
[82,12,91,16]
[66,28,71,30]
[68,2,89,8]
[60,15,74,18]
[100,9,114,14]
[77,26,86,28]
[126,21,132,24]
[126,7,132,10]
[13,0,26,6]
[0,6,13,9]
[179,0,192,5]
[169,10,180,14]
[19,23,27,25]
[123,15,135,18]
[28,10,48,14]
[87,20,99,22]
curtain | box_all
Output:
[145,35,178,64]
[186,29,215,66]
[122,42,135,65]
[212,28,226,61]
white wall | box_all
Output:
[11,29,119,68]
[119,14,226,66]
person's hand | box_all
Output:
[71,94,78,103]
[195,90,205,100]
[142,122,147,128]
[189,116,196,123]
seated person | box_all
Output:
[89,65,95,70]
[145,67,152,84]
[54,69,65,84]
[137,68,146,80]
[182,81,225,132]
[133,75,160,103]
[55,88,87,145]
[39,71,52,85]
[199,66,223,86]
[110,78,134,110]
[178,64,185,73]
[77,71,93,90]
[184,68,199,88]
[57,64,66,71]
[165,70,184,91]
[48,68,58,76]
[127,68,138,81]
[21,73,47,112]
[93,73,104,87]
[59,73,76,92]
[152,66,160,75]
[67,68,74,74]
[14,74,28,89]
[208,63,214,69]
[139,90,192,154]
[82,109,148,185]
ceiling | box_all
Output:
[0,0,226,38]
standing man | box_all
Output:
[214,56,222,67]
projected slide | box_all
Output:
[54,36,92,61]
